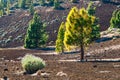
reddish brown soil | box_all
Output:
[0,1,120,80]
[0,39,120,80]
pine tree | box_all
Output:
[26,0,32,7]
[55,22,65,53]
[6,0,10,15]
[19,0,26,9]
[18,0,21,8]
[29,3,34,15]
[1,0,7,7]
[39,0,45,6]
[0,1,4,16]
[64,7,95,61]
[87,2,100,41]
[87,2,95,16]
[110,9,120,28]
[24,12,48,48]
[54,0,60,9]
[0,10,3,16]
[47,0,54,5]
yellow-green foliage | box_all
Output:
[0,10,3,16]
[6,0,10,15]
[55,22,65,53]
[64,7,95,50]
[21,54,45,74]
[87,2,96,16]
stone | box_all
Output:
[14,71,25,76]
[113,65,120,68]
[99,70,111,73]
[0,76,9,80]
[56,71,67,77]
[41,72,50,78]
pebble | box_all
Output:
[41,72,50,78]
[56,71,67,77]
[99,70,111,73]
[0,76,9,80]
[113,65,120,68]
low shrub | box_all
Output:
[21,54,45,74]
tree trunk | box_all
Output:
[61,44,64,54]
[80,44,84,61]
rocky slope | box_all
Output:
[0,0,119,47]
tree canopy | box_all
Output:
[64,7,96,60]
[24,12,48,48]
[110,9,120,28]
[55,22,65,53]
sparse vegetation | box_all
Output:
[39,0,45,6]
[54,0,60,9]
[110,9,120,28]
[0,0,120,80]
[19,0,26,9]
[29,3,34,15]
[6,0,10,15]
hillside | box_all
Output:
[0,0,119,47]
[0,1,120,80]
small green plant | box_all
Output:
[21,54,46,74]
[39,0,45,6]
[55,22,65,53]
[47,0,54,5]
[54,0,60,9]
[110,9,120,28]
[29,4,34,15]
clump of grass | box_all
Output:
[21,54,45,74]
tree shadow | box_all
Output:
[77,59,120,62]
[29,47,55,51]
[95,37,113,43]
[95,36,120,43]
[55,6,65,10]
[39,47,55,51]
[102,0,120,5]
[64,50,80,54]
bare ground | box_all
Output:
[0,38,120,80]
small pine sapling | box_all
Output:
[29,3,34,15]
[55,22,65,53]
[54,0,60,9]
[110,9,120,28]
[87,2,100,41]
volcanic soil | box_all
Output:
[0,38,120,80]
